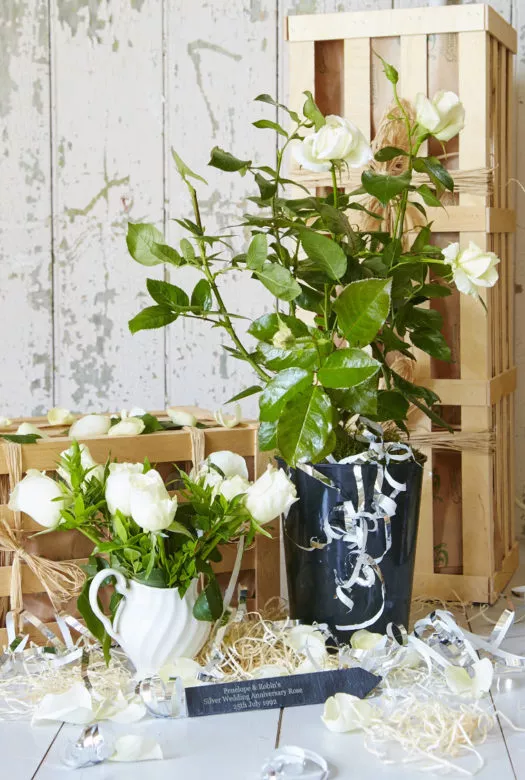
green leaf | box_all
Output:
[277,385,333,465]
[191,279,212,311]
[417,184,443,207]
[208,146,252,173]
[296,284,324,314]
[255,263,301,302]
[225,385,263,404]
[248,313,309,343]
[258,420,277,451]
[404,306,443,331]
[413,156,454,192]
[129,305,177,333]
[254,93,301,123]
[1,434,41,443]
[147,278,189,309]
[151,243,184,266]
[376,390,410,421]
[302,90,325,130]
[411,224,432,253]
[411,329,452,361]
[333,278,392,347]
[419,283,452,299]
[256,339,319,371]
[317,348,380,389]
[171,148,208,184]
[180,238,195,262]
[374,146,408,162]
[166,520,195,539]
[331,375,378,416]
[361,170,411,207]
[193,578,223,621]
[254,173,277,201]
[253,118,288,137]
[246,233,268,271]
[139,412,164,433]
[77,578,108,646]
[300,230,347,281]
[113,515,128,542]
[317,204,357,242]
[126,223,164,266]
[379,56,399,84]
[259,368,313,423]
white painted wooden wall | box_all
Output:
[1,0,524,522]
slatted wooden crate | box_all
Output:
[0,410,279,646]
[286,4,517,603]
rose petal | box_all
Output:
[322,692,378,733]
[350,629,386,651]
[33,682,93,725]
[109,735,163,762]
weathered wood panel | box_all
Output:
[0,1,53,416]
[50,0,165,413]
[164,0,276,416]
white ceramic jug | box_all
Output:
[89,568,210,678]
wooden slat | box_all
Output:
[0,424,259,475]
[491,540,519,599]
[413,572,490,604]
[413,368,516,407]
[343,39,371,141]
[288,40,315,177]
[212,547,255,576]
[0,558,88,598]
[400,34,428,99]
[254,519,281,611]
[286,5,517,53]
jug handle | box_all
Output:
[88,567,128,644]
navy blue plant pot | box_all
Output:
[280,458,423,642]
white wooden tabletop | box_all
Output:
[4,594,525,778]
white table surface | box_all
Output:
[4,585,525,778]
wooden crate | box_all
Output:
[286,4,517,603]
[0,410,279,646]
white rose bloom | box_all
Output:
[415,90,465,142]
[47,407,75,425]
[16,422,48,439]
[8,469,64,528]
[166,407,197,427]
[443,241,499,297]
[105,462,144,516]
[219,475,251,502]
[108,417,145,437]
[0,417,12,428]
[322,693,379,733]
[293,115,372,172]
[285,625,327,665]
[206,451,249,480]
[58,443,104,485]
[127,406,147,418]
[245,465,297,525]
[129,469,177,533]
[69,414,112,439]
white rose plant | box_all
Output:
[8,440,296,649]
[127,60,499,465]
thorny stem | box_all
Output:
[189,185,270,383]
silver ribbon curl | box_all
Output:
[299,421,415,632]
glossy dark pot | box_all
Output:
[280,458,423,642]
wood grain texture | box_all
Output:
[50,0,166,414]
[0,0,54,416]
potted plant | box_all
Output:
[8,443,296,676]
[126,62,500,638]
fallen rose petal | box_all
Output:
[285,625,327,664]
[252,664,289,679]
[350,629,386,651]
[33,682,93,725]
[48,407,75,425]
[109,735,163,762]
[322,692,379,733]
[445,658,493,698]
[159,656,203,687]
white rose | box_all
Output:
[293,115,371,172]
[415,90,465,142]
[285,625,327,664]
[69,414,112,439]
[58,443,104,485]
[16,422,48,439]
[219,475,251,502]
[245,465,297,525]
[166,407,197,427]
[126,406,147,418]
[108,417,145,437]
[206,451,249,480]
[322,693,379,733]
[443,241,499,297]
[105,462,144,516]
[129,469,177,533]
[47,407,75,425]
[0,417,12,428]
[8,469,64,528]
